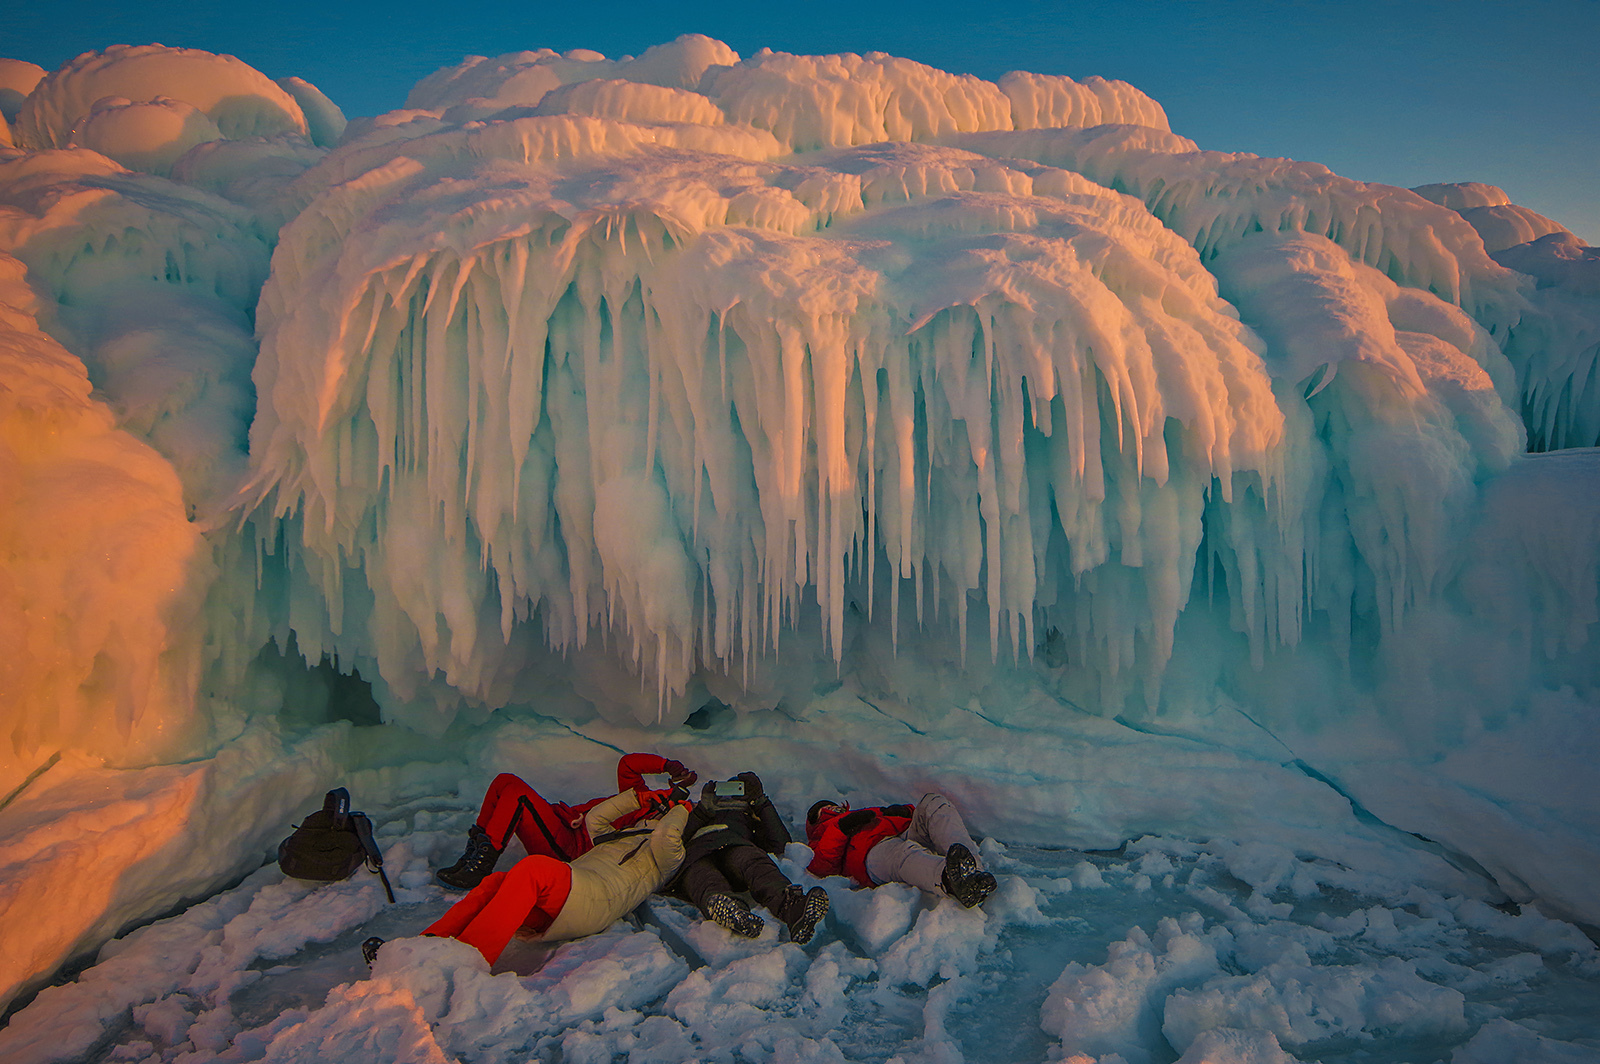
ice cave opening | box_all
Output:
[1,34,1598,1064]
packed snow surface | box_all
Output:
[1,32,1598,1064]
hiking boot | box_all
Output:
[361,936,385,969]
[940,844,996,909]
[437,824,502,890]
[780,884,830,945]
[705,893,764,938]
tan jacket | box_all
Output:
[541,789,688,942]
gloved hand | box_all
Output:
[663,759,697,788]
[734,771,765,802]
[838,809,877,836]
[882,804,914,818]
[640,788,675,819]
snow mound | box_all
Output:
[69,94,222,177]
[13,45,308,151]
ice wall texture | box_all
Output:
[1,36,1596,754]
[0,47,297,788]
[0,253,205,787]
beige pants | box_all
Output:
[864,793,980,894]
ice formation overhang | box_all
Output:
[0,32,1592,742]
[225,35,1547,729]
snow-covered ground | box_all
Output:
[4,788,1598,1064]
[3,699,1598,1064]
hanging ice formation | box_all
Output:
[223,33,1554,730]
[1,36,1594,752]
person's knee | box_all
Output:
[506,854,563,885]
[489,772,529,796]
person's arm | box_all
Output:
[755,796,791,854]
[807,820,850,878]
[648,803,691,881]
[733,772,791,854]
[616,753,696,792]
[583,789,642,839]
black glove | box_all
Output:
[734,772,765,802]
[838,809,877,836]
[882,804,914,818]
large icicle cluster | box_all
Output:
[236,36,1541,727]
[0,34,1594,744]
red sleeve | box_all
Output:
[806,821,850,879]
[615,752,670,792]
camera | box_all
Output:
[712,779,746,798]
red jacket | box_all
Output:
[805,804,913,887]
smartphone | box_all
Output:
[712,779,746,798]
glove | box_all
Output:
[734,771,765,802]
[640,788,673,819]
[882,804,914,818]
[663,759,697,788]
[838,809,877,836]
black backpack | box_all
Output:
[277,788,395,903]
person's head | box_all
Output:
[807,799,846,826]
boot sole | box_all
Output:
[706,894,765,938]
[787,887,830,945]
[943,844,995,908]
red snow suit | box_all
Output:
[476,753,692,861]
[805,804,914,887]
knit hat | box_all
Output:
[807,799,844,825]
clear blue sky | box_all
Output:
[10,0,1598,243]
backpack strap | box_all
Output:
[350,813,396,904]
[507,795,574,862]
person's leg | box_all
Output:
[424,870,512,939]
[721,845,795,915]
[906,793,980,860]
[425,855,573,965]
[679,856,736,913]
[724,846,829,944]
[684,852,764,938]
[478,773,584,859]
[864,836,947,893]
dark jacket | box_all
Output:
[677,772,791,873]
[805,804,914,887]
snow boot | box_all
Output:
[437,824,502,890]
[705,893,765,938]
[780,884,831,945]
[940,844,996,909]
[362,936,385,969]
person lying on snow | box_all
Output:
[805,793,997,908]
[436,753,698,889]
[665,772,830,944]
[365,787,690,968]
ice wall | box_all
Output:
[0,33,1595,773]
[234,36,1541,734]
[0,253,205,789]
